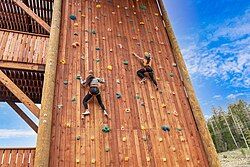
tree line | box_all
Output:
[206,100,250,152]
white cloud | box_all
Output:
[226,93,244,100]
[0,129,36,138]
[181,9,250,88]
[213,95,222,100]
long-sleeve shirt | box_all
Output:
[81,77,105,88]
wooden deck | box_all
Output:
[49,0,209,166]
[0,148,35,166]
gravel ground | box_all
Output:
[219,149,250,167]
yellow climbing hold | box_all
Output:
[76,159,80,163]
[141,125,145,130]
[81,14,86,17]
[96,4,101,8]
[91,136,95,141]
[186,157,190,161]
[60,59,66,64]
[140,21,145,25]
[156,77,160,81]
[180,136,185,142]
[146,157,150,162]
[150,96,155,100]
[163,158,167,162]
[91,159,96,164]
[172,147,176,152]
[162,104,167,108]
[66,123,71,128]
[107,65,112,71]
[155,13,159,16]
[122,137,127,142]
[109,49,113,52]
[74,23,79,27]
[159,137,163,142]
[124,157,129,161]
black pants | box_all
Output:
[83,87,106,111]
[137,66,158,86]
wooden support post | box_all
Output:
[156,0,221,166]
[7,101,38,133]
[34,0,62,166]
[12,0,51,33]
[0,70,40,118]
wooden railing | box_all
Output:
[0,148,35,166]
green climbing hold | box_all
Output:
[176,128,182,131]
[161,125,170,132]
[169,73,174,77]
[135,95,140,99]
[96,58,100,63]
[92,30,96,34]
[96,47,101,51]
[140,4,147,10]
[76,135,81,140]
[69,15,77,20]
[123,60,129,65]
[71,96,76,102]
[76,75,81,80]
[116,92,122,99]
[102,125,111,133]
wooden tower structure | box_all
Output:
[0,0,221,166]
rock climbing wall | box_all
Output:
[49,0,209,166]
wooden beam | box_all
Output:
[7,101,38,133]
[156,0,221,166]
[0,70,40,118]
[12,0,50,33]
[34,0,62,166]
[0,61,45,72]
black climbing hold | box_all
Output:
[69,15,76,20]
[161,125,170,132]
[102,125,111,133]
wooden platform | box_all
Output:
[49,0,209,166]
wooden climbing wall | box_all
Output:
[49,0,209,166]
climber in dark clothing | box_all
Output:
[132,52,158,90]
[80,70,108,117]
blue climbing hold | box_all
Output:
[69,15,77,20]
[102,125,111,133]
[161,125,170,132]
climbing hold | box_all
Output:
[163,158,167,162]
[124,157,129,162]
[76,74,81,80]
[105,147,110,152]
[140,4,147,10]
[69,14,76,20]
[176,127,182,131]
[60,59,66,64]
[57,104,63,109]
[146,157,150,162]
[76,159,80,163]
[150,96,155,100]
[172,63,177,67]
[63,80,68,85]
[95,16,99,20]
[172,147,176,152]
[141,125,146,130]
[161,125,170,132]
[96,47,101,51]
[158,51,162,54]
[76,135,81,140]
[71,96,76,102]
[155,13,159,16]
[162,104,167,108]
[117,34,121,37]
[172,92,176,95]
[91,159,96,164]
[140,21,145,25]
[156,77,160,81]
[160,42,164,45]
[118,44,123,48]
[124,6,128,10]
[119,21,122,24]
[74,23,79,27]
[123,60,129,65]
[109,49,113,52]
[96,4,101,8]
[81,14,86,17]
[155,26,159,31]
[112,11,115,15]
[116,79,120,84]
[102,125,111,133]
[169,73,174,77]
[135,94,140,99]
[132,5,135,8]
[180,136,185,142]
[122,137,127,142]
[107,65,113,71]
[173,111,178,116]
[132,37,137,40]
[96,58,100,63]
[107,28,112,32]
[66,123,71,128]
[74,32,78,36]
[117,5,120,8]
[159,137,163,142]
[116,92,122,99]
[91,30,96,34]
[125,108,130,113]
[102,37,106,40]
[91,136,95,141]
[140,101,145,106]
[186,157,190,161]
[121,126,125,131]
[72,42,80,48]
[167,111,171,115]
[133,12,137,15]
[142,136,147,141]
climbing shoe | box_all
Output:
[82,110,90,116]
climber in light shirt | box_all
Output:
[80,70,108,118]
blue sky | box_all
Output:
[0,0,249,147]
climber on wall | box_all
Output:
[80,70,108,117]
[132,52,158,90]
